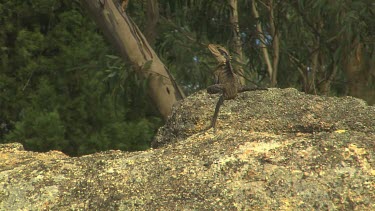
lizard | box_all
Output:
[206,44,267,132]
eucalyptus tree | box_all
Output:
[282,0,374,102]
[81,0,374,124]
[249,0,282,87]
[156,0,264,91]
[81,0,185,120]
[155,0,286,88]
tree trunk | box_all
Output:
[268,0,280,87]
[345,40,375,105]
[81,0,185,120]
[228,0,245,85]
[288,52,308,92]
[309,46,319,94]
[251,0,275,86]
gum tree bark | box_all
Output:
[251,0,275,86]
[81,0,185,120]
[345,40,375,104]
[228,0,245,85]
[268,0,280,88]
[251,0,281,87]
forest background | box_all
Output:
[0,0,374,156]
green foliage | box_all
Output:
[155,0,269,90]
[156,26,213,94]
[152,0,374,96]
[5,78,67,151]
[0,0,161,156]
[7,110,67,151]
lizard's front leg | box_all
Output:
[238,86,268,93]
[207,84,224,94]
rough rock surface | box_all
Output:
[1,88,374,210]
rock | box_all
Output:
[153,88,374,148]
[1,88,374,210]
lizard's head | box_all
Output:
[208,44,231,63]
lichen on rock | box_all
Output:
[1,88,374,210]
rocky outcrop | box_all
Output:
[1,88,374,210]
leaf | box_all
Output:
[107,72,117,78]
[142,60,153,71]
[105,55,119,60]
